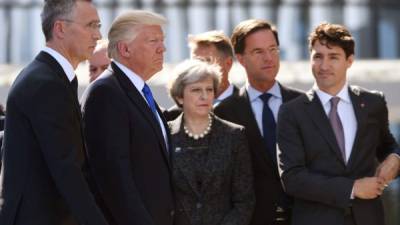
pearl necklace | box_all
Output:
[183,114,212,140]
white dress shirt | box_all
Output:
[43,47,76,82]
[113,60,169,149]
[246,82,282,137]
[314,84,357,163]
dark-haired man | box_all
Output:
[0,1,108,225]
[277,22,400,225]
[214,19,303,225]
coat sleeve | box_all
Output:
[30,81,109,225]
[220,127,255,225]
[277,104,354,210]
[81,83,155,225]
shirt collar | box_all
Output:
[246,81,282,102]
[216,84,234,101]
[113,60,145,92]
[43,47,75,82]
[314,83,351,106]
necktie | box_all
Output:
[71,76,78,98]
[259,93,277,163]
[142,83,158,119]
[329,97,346,163]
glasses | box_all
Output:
[249,46,280,57]
[61,19,101,31]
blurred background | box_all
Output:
[0,0,399,224]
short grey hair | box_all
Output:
[169,59,221,107]
[108,10,167,59]
[41,0,92,42]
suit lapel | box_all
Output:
[346,86,367,168]
[111,62,170,166]
[305,90,346,167]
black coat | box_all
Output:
[0,51,108,225]
[277,86,400,225]
[81,62,175,225]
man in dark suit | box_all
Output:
[214,19,302,225]
[165,30,239,121]
[0,1,109,225]
[81,10,175,225]
[277,23,400,225]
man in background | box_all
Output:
[88,39,110,83]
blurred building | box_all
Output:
[0,0,400,64]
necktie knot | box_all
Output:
[330,96,340,109]
[259,92,273,104]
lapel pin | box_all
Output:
[360,103,365,108]
[175,147,181,153]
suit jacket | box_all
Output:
[0,51,108,225]
[277,86,400,225]
[169,114,255,225]
[214,84,303,225]
[164,85,240,121]
[81,62,175,225]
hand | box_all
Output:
[375,153,400,184]
[353,177,386,199]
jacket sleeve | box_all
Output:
[220,127,255,225]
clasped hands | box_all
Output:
[353,153,400,199]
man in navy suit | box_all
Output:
[0,1,108,225]
[81,10,175,225]
[214,19,302,225]
[277,22,400,225]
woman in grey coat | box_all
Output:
[167,59,255,225]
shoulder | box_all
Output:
[215,87,247,111]
[279,83,304,100]
[164,105,182,121]
[213,114,245,134]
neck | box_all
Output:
[46,42,78,69]
[217,76,230,97]
[184,113,210,134]
[250,80,275,93]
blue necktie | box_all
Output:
[142,84,158,119]
[259,93,277,163]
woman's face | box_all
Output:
[177,76,215,119]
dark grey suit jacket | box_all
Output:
[169,114,255,225]
[81,62,175,225]
[214,84,302,225]
[277,86,400,225]
[0,51,108,225]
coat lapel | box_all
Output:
[305,90,346,166]
[346,86,367,168]
[170,115,201,198]
[111,62,170,166]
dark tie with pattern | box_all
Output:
[142,83,158,120]
[329,97,346,163]
[260,93,277,164]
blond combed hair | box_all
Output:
[107,10,167,59]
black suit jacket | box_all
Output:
[169,114,255,225]
[164,85,240,121]
[0,51,108,225]
[214,84,302,225]
[81,62,175,225]
[277,86,400,225]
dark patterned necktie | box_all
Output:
[329,97,346,163]
[259,93,277,163]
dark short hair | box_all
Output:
[308,22,355,58]
[231,19,279,55]
[41,0,92,42]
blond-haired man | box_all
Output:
[81,10,175,225]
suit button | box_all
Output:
[170,210,175,216]
[196,203,202,209]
